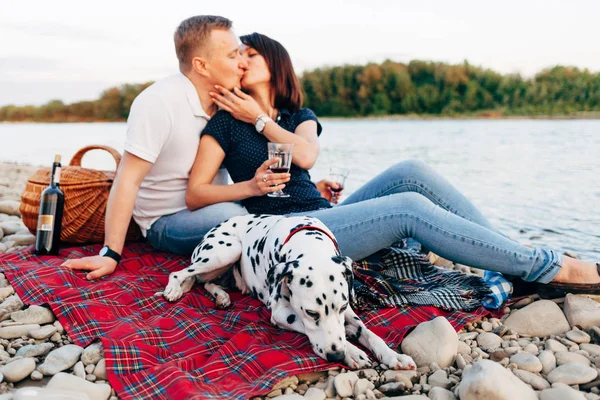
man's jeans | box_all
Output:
[146,160,563,284]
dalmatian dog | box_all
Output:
[162,214,416,370]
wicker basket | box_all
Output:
[20,145,140,244]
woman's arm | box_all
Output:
[186,135,290,210]
[261,120,319,170]
[210,86,319,169]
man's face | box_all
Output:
[204,29,247,90]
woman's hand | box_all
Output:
[249,158,291,196]
[316,179,343,204]
[210,86,264,124]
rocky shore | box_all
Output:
[1,161,600,400]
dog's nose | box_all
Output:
[326,351,345,363]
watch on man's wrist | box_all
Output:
[99,245,121,264]
[254,114,272,134]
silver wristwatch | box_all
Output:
[254,114,272,134]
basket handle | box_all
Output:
[69,145,122,170]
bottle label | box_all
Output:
[37,214,54,232]
[54,167,61,184]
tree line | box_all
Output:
[2,60,600,122]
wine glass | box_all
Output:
[328,166,350,204]
[267,142,293,198]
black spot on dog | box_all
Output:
[247,220,254,225]
[331,344,337,351]
[315,237,323,241]
[187,269,195,273]
[222,232,230,236]
[329,275,334,281]
[344,321,349,326]
[306,281,313,288]
[316,298,322,305]
[353,316,360,320]
[308,266,313,270]
[331,255,345,264]
[219,241,224,244]
[331,303,335,311]
[274,238,279,248]
[253,240,259,250]
[283,295,290,302]
[257,237,267,253]
[173,275,178,279]
[205,244,213,250]
[300,278,306,285]
[323,293,327,300]
[342,293,347,301]
[259,292,264,300]
[202,258,209,263]
[206,234,215,239]
[246,227,253,233]
[318,348,323,354]
[252,286,258,298]
[354,326,363,340]
[232,223,237,228]
[226,243,232,247]
[287,314,296,324]
[325,305,329,315]
[334,289,337,294]
[297,254,303,259]
[247,248,251,257]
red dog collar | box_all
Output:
[283,226,340,254]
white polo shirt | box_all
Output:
[124,73,228,236]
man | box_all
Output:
[63,15,338,280]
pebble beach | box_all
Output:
[1,161,600,400]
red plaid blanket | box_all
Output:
[0,243,495,400]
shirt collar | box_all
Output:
[180,72,209,119]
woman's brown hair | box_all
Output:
[240,33,303,112]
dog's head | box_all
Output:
[269,254,354,363]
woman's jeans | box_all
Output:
[146,160,563,284]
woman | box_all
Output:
[187,32,600,294]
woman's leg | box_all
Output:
[299,192,567,283]
[341,159,499,233]
[146,202,248,256]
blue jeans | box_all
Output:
[147,160,563,283]
[290,160,563,283]
[146,202,248,256]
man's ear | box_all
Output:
[191,56,209,77]
[267,262,294,308]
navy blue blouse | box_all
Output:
[201,108,332,215]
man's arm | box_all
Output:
[61,152,152,279]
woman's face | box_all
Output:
[240,44,271,89]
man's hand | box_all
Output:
[316,179,343,204]
[61,256,118,280]
[210,86,264,124]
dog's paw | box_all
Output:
[215,293,231,309]
[163,277,184,302]
[344,343,372,370]
[378,349,417,370]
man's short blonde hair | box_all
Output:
[174,15,232,71]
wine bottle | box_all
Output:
[34,155,65,255]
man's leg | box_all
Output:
[297,192,563,283]
[341,159,498,232]
[146,202,248,256]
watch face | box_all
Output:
[256,120,265,132]
[99,247,108,256]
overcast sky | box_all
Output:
[2,0,599,107]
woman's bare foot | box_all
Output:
[551,257,600,284]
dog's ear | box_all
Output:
[267,262,294,308]
[334,255,355,304]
